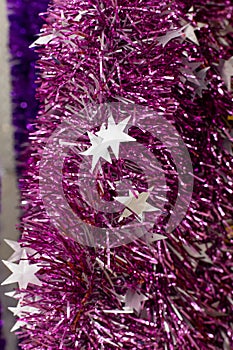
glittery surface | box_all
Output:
[7,0,50,175]
[15,1,233,349]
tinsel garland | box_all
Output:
[7,0,50,175]
[8,0,233,349]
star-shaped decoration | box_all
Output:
[4,239,37,262]
[115,188,158,222]
[218,57,233,91]
[185,243,212,263]
[179,59,210,97]
[81,115,136,170]
[182,6,205,42]
[186,6,195,21]
[124,289,148,314]
[156,25,188,47]
[5,290,23,299]
[81,131,112,169]
[146,233,167,244]
[183,24,199,46]
[184,242,213,271]
[9,301,39,317]
[29,30,57,48]
[11,320,27,333]
[1,250,42,290]
[103,289,148,314]
[193,67,210,97]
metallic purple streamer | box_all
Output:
[14,1,233,349]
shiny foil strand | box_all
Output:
[14,1,233,349]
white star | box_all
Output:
[96,115,135,157]
[183,243,213,271]
[103,290,148,314]
[183,24,199,46]
[81,131,112,170]
[11,320,27,332]
[9,301,39,317]
[5,290,42,303]
[29,33,56,48]
[81,116,136,170]
[184,243,212,264]
[1,250,42,290]
[218,57,233,91]
[124,289,148,313]
[157,25,188,47]
[5,290,23,299]
[186,6,194,21]
[179,8,200,46]
[4,239,37,262]
[180,59,210,97]
[194,67,210,97]
[147,233,167,244]
[115,188,158,222]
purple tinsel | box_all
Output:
[7,0,50,175]
[7,0,233,349]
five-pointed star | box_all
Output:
[81,116,136,170]
[186,6,194,21]
[9,301,39,317]
[1,250,42,290]
[183,24,199,46]
[180,59,210,97]
[194,67,210,97]
[179,8,200,46]
[185,6,206,29]
[30,33,56,48]
[157,25,188,47]
[81,131,112,170]
[115,188,158,222]
[5,290,23,299]
[11,320,27,332]
[124,289,148,313]
[146,233,167,244]
[103,290,148,315]
[4,239,37,262]
[184,243,212,264]
[184,242,213,271]
[218,57,233,91]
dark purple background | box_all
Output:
[7,0,50,176]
